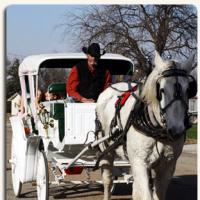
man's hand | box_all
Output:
[80,97,95,103]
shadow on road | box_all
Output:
[50,183,103,199]
[111,175,197,200]
[166,175,197,200]
[17,175,197,200]
[19,182,104,199]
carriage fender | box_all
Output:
[10,116,43,183]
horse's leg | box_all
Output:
[100,153,114,200]
[131,160,153,200]
[152,160,176,200]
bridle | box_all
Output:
[156,67,196,127]
[93,65,197,169]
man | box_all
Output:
[66,43,111,103]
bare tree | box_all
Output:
[38,68,69,91]
[61,5,197,77]
[6,58,21,98]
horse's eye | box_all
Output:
[159,88,164,101]
[187,87,192,99]
[188,81,197,98]
[160,88,164,94]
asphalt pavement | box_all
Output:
[6,114,197,200]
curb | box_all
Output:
[182,144,197,154]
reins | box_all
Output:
[94,83,140,170]
[94,68,195,170]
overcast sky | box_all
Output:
[6,5,90,59]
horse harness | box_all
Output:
[93,84,139,170]
[94,68,197,170]
[156,68,197,126]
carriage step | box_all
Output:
[52,157,130,167]
[50,179,133,186]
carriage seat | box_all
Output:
[48,82,66,98]
[48,83,66,142]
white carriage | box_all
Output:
[9,53,135,199]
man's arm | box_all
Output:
[103,70,111,90]
[66,66,95,103]
[66,66,83,101]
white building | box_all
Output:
[189,96,197,114]
[7,93,21,116]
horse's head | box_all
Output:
[142,51,197,140]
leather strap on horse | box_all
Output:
[93,106,134,170]
[131,100,186,141]
[109,84,139,138]
[93,85,139,170]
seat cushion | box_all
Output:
[48,83,66,95]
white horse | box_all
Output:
[96,51,196,200]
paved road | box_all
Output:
[6,115,197,200]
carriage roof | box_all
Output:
[18,53,134,76]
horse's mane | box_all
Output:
[141,60,174,110]
[141,68,160,105]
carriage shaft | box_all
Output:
[63,135,110,170]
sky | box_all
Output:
[6,5,91,59]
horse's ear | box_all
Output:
[154,50,163,71]
[181,53,195,72]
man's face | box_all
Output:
[87,54,99,68]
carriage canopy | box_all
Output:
[18,53,134,76]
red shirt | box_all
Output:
[67,66,111,101]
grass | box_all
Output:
[186,124,197,140]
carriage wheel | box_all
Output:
[11,142,22,197]
[36,150,49,200]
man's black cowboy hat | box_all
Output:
[82,43,106,59]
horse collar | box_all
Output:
[131,100,181,141]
